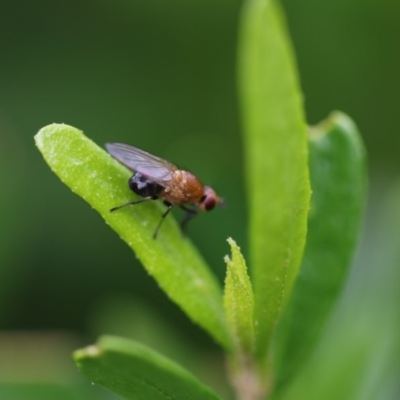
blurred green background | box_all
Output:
[0,0,399,398]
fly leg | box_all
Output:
[153,202,173,239]
[110,196,153,212]
[179,205,198,236]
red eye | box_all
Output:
[204,197,216,211]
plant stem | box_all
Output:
[228,354,271,400]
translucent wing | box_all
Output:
[105,142,177,182]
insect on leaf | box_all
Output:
[35,124,232,350]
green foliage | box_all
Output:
[34,124,231,351]
[274,111,367,389]
[73,336,222,400]
[238,0,310,369]
[34,0,373,399]
[275,181,399,400]
[223,238,254,355]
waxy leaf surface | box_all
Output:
[35,124,231,350]
[274,112,367,389]
[223,238,254,354]
[74,336,222,400]
[238,0,310,367]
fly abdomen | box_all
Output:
[129,173,164,199]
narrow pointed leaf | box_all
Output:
[73,336,222,400]
[223,238,254,353]
[238,0,310,366]
[274,112,367,388]
[278,167,398,400]
[35,124,231,350]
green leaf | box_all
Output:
[238,0,311,367]
[34,124,231,350]
[223,237,254,354]
[274,112,367,389]
[73,336,222,400]
[277,166,398,400]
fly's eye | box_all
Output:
[204,196,216,211]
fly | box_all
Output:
[106,142,224,239]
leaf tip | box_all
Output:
[73,344,101,362]
[224,254,233,268]
[34,123,82,152]
[35,123,70,148]
[227,237,235,246]
[329,111,357,133]
[226,237,242,254]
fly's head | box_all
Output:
[197,186,225,212]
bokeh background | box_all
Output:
[1,0,399,399]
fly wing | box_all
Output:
[105,142,177,182]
